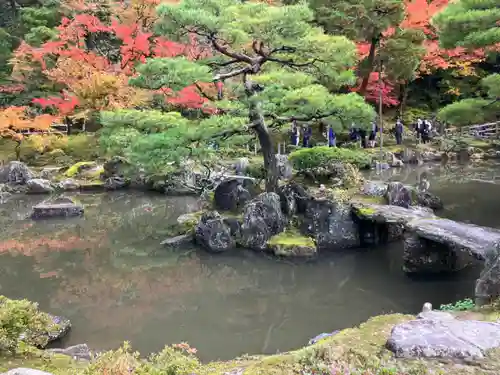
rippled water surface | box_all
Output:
[1,161,499,361]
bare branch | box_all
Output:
[266,109,344,123]
[211,37,254,64]
[213,66,252,81]
[266,56,319,68]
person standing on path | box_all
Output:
[368,121,378,148]
[395,118,404,145]
[302,125,312,147]
[328,126,336,147]
[290,120,300,146]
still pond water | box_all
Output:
[1,161,500,361]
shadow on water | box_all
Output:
[0,161,498,361]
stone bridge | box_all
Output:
[352,202,500,305]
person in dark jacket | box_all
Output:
[328,126,336,147]
[349,123,358,142]
[290,120,299,146]
[368,121,378,148]
[394,118,403,145]
[302,125,312,147]
[358,127,367,148]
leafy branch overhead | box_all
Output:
[130,0,375,128]
[434,0,500,126]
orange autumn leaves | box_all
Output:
[0,107,56,140]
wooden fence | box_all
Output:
[445,121,500,140]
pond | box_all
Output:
[1,161,499,361]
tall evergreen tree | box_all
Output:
[434,0,500,125]
[107,0,376,192]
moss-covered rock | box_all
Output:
[267,231,316,257]
[64,162,104,180]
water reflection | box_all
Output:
[0,164,498,360]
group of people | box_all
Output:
[289,117,435,149]
[413,118,434,143]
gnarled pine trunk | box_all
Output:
[358,35,380,96]
[246,81,278,192]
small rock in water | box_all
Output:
[26,179,54,194]
[46,314,71,342]
[31,198,84,219]
[421,302,432,312]
[47,343,92,361]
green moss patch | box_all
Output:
[267,231,317,257]
[65,162,100,178]
[267,231,315,248]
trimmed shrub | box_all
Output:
[289,146,372,171]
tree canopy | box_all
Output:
[110,0,376,191]
[434,0,500,125]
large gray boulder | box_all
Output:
[360,181,387,197]
[214,178,255,211]
[26,179,54,194]
[240,193,286,250]
[194,211,235,253]
[385,181,443,210]
[387,314,500,359]
[0,161,34,184]
[475,244,500,305]
[301,199,358,250]
[275,154,293,180]
[386,182,413,208]
[277,182,310,216]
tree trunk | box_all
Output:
[398,83,408,117]
[358,35,380,96]
[245,82,278,192]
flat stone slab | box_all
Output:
[387,314,500,359]
[31,202,84,219]
[406,218,500,261]
[351,202,435,224]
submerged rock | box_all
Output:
[240,192,286,251]
[195,211,235,253]
[31,197,84,219]
[160,234,193,247]
[26,179,54,194]
[0,161,34,184]
[387,314,500,359]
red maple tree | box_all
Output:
[10,0,212,120]
[354,0,486,108]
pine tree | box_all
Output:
[434,0,500,126]
[118,0,376,191]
